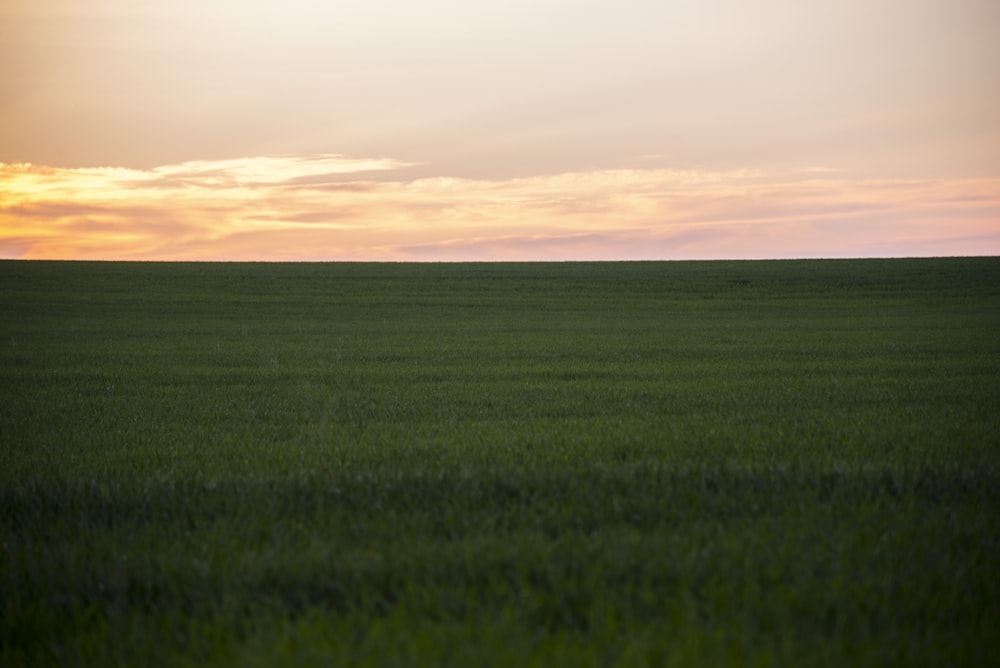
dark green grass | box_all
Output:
[2,258,999,666]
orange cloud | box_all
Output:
[1,157,998,261]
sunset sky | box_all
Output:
[2,0,998,261]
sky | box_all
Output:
[1,0,998,261]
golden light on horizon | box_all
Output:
[1,0,998,261]
[3,157,998,261]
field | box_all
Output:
[2,258,999,666]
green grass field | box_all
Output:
[2,258,999,666]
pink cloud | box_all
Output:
[1,157,998,261]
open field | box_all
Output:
[2,258,999,666]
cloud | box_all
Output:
[145,155,410,187]
[1,156,998,261]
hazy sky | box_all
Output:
[2,0,998,260]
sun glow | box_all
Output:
[2,156,998,261]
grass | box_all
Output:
[1,258,999,666]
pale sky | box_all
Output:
[1,0,998,260]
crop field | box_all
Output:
[2,258,999,666]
